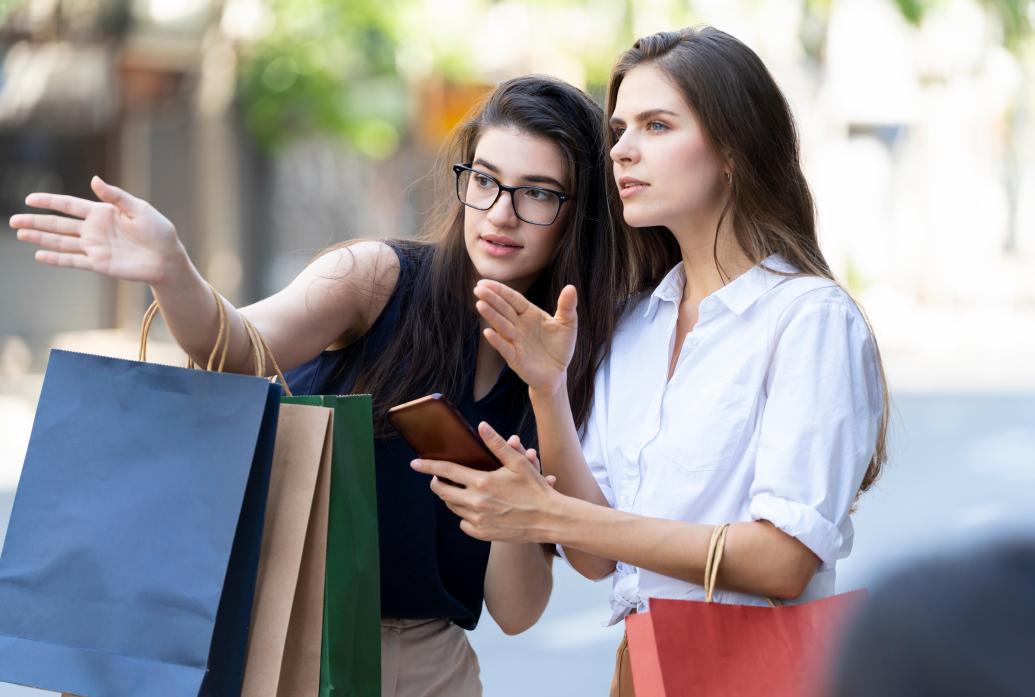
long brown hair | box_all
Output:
[350,75,634,438]
[606,27,889,493]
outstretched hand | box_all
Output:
[412,421,560,544]
[10,176,182,284]
[474,279,577,395]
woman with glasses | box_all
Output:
[416,28,889,696]
[9,75,638,697]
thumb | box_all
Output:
[555,285,578,325]
[478,421,532,473]
[91,176,140,214]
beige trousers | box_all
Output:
[609,632,636,697]
[381,618,482,697]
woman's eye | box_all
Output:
[647,121,668,133]
[612,127,626,139]
[473,174,494,188]
[523,188,547,201]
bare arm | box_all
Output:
[473,279,616,580]
[482,437,555,634]
[526,385,616,581]
[417,426,821,601]
[11,177,399,371]
[484,542,554,635]
[154,238,398,373]
[546,497,820,600]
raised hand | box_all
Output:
[474,279,577,395]
[10,176,183,284]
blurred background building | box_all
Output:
[1,0,1034,374]
[1,1,1034,695]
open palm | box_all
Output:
[474,279,577,394]
[10,176,179,284]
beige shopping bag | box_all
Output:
[241,401,333,697]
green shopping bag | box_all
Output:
[283,395,380,697]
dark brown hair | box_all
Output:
[350,75,635,438]
[606,27,889,492]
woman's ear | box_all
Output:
[722,149,735,175]
[721,152,735,186]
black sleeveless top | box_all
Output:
[284,242,532,630]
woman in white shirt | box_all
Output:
[411,26,889,695]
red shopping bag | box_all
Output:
[626,525,865,697]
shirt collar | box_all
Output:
[643,254,800,320]
[643,263,687,319]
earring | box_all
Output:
[725,172,732,184]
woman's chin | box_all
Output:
[471,256,525,285]
[623,212,662,229]
[466,240,548,290]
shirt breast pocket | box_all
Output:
[656,379,756,473]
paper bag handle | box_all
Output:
[138,284,293,396]
[703,523,779,607]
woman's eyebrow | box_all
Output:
[473,158,565,190]
[609,108,680,127]
[472,158,500,173]
[522,174,566,189]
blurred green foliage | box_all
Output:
[891,0,926,25]
[234,0,1032,154]
[891,0,1032,50]
[235,0,646,153]
[978,0,1033,51]
[236,0,412,156]
[0,0,22,26]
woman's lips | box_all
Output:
[480,237,522,257]
[619,182,649,199]
[618,177,649,199]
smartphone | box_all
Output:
[387,393,502,471]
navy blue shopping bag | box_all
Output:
[0,349,280,697]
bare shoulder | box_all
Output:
[239,240,406,369]
[295,239,402,345]
[303,239,400,292]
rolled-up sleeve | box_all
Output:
[749,298,882,566]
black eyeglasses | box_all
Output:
[453,164,571,226]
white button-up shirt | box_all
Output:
[574,256,882,625]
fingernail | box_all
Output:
[410,459,423,470]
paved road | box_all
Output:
[2,392,1033,696]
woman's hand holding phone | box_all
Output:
[10,176,185,285]
[473,279,576,396]
[412,421,559,544]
